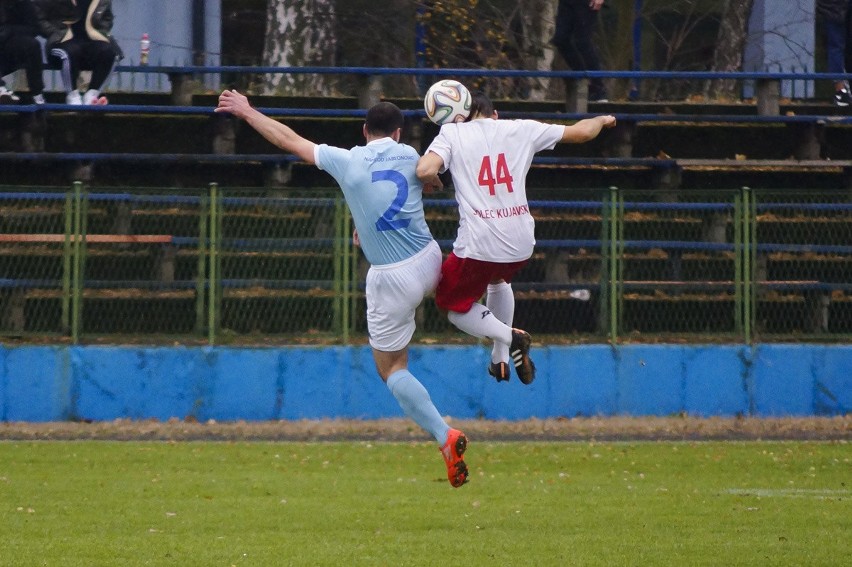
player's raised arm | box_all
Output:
[560,114,617,144]
[215,89,317,164]
[416,152,445,190]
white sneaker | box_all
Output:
[83,89,100,105]
[66,91,82,105]
[0,86,21,103]
[33,94,46,105]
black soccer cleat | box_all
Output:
[488,361,510,382]
[510,329,536,385]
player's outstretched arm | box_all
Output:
[560,115,617,144]
[415,152,445,191]
[215,89,317,164]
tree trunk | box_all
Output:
[706,0,755,100]
[521,0,557,101]
[261,0,337,95]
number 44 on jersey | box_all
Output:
[478,153,514,195]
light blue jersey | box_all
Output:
[315,138,434,266]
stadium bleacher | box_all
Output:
[1,67,851,343]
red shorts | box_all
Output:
[435,252,528,313]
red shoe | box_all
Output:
[439,429,468,488]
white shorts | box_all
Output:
[366,239,442,352]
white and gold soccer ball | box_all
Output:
[423,79,472,125]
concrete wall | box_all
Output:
[111,0,221,66]
[744,0,815,98]
[1,344,849,422]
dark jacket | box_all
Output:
[817,0,850,23]
[33,0,121,56]
[0,0,40,44]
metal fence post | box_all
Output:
[342,206,352,345]
[616,189,625,343]
[70,181,84,344]
[332,196,343,339]
[61,189,73,334]
[606,186,622,344]
[207,182,219,345]
[195,188,209,336]
[747,188,757,344]
[734,190,743,336]
[599,190,610,338]
[740,187,755,344]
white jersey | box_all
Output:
[426,119,564,262]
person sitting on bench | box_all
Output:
[0,0,46,104]
[34,0,122,105]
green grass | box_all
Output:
[0,440,849,566]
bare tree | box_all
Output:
[706,0,756,100]
[251,0,761,102]
[261,0,337,95]
[513,0,558,101]
[639,1,719,100]
[415,0,557,99]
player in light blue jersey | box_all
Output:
[216,90,468,488]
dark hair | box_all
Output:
[466,92,494,121]
[365,102,404,136]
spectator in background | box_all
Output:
[551,0,608,103]
[0,0,45,104]
[817,0,852,106]
[34,0,122,105]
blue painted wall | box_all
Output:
[0,344,849,422]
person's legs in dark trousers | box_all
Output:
[845,0,852,82]
[551,0,607,101]
[49,40,117,104]
[80,41,118,93]
[0,41,19,100]
[11,34,45,100]
[0,34,45,102]
[49,41,83,103]
[823,0,852,105]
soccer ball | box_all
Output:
[423,80,472,125]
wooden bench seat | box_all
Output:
[0,233,173,244]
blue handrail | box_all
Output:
[112,65,852,83]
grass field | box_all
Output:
[0,440,848,566]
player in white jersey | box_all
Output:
[417,91,616,384]
[216,91,469,488]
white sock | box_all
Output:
[486,282,514,363]
[448,303,512,346]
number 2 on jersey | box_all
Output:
[478,153,514,195]
[373,169,411,232]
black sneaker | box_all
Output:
[487,361,510,382]
[509,329,536,385]
[833,89,851,107]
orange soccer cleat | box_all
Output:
[439,428,468,488]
